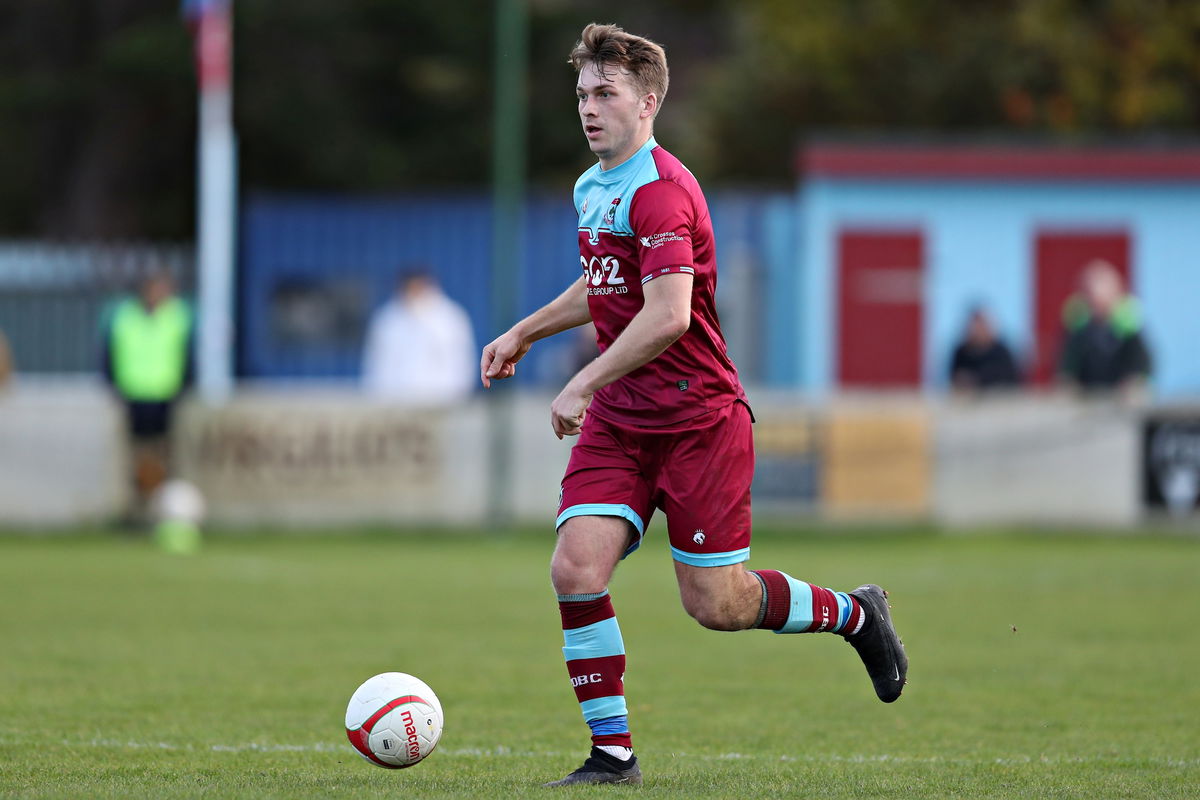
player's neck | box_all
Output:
[598,132,654,172]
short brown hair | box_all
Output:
[568,23,669,107]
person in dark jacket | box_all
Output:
[949,306,1021,392]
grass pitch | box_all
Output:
[0,526,1196,799]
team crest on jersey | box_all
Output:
[603,197,621,227]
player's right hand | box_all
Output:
[480,332,531,389]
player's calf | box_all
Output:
[674,562,763,631]
[557,590,634,753]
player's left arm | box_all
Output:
[550,272,692,438]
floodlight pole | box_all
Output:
[192,0,238,404]
[488,0,528,524]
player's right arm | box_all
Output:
[481,275,591,388]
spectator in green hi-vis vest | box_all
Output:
[1058,260,1153,400]
[101,271,195,523]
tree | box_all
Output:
[0,0,194,237]
[701,0,1200,182]
[0,0,1197,237]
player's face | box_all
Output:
[576,62,653,170]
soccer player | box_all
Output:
[480,23,907,787]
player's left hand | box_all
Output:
[550,384,593,439]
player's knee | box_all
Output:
[549,551,606,596]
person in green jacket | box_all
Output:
[101,270,195,522]
[1058,260,1153,396]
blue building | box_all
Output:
[793,142,1200,397]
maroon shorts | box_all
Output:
[556,400,754,567]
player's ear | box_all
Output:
[640,93,658,119]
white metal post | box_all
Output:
[192,0,237,403]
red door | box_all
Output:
[837,230,924,388]
[1032,231,1131,385]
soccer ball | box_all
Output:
[151,480,207,555]
[153,479,207,525]
[344,672,444,769]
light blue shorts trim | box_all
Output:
[556,503,646,558]
[669,545,751,567]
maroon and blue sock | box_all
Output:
[557,590,632,750]
[750,570,865,635]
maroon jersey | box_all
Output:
[574,137,745,428]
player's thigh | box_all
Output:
[557,416,655,563]
[551,515,638,595]
[658,402,754,568]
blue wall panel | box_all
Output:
[239,191,794,385]
[240,193,494,380]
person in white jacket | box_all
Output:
[362,269,476,403]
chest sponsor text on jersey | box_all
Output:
[582,255,630,296]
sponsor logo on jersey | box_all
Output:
[581,255,629,295]
[640,231,687,249]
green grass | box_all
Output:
[0,527,1197,798]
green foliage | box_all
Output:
[702,0,1200,181]
[0,528,1197,798]
[236,0,491,193]
[0,1,194,237]
[0,1,1198,236]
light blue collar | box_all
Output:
[594,136,657,185]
